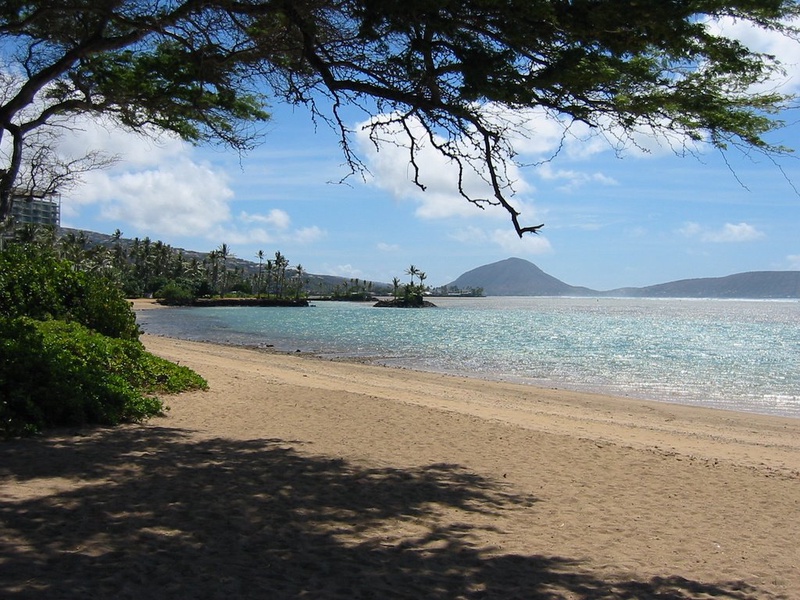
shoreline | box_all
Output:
[141,334,800,477]
[3,333,800,598]
[131,298,800,420]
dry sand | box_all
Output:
[2,329,800,599]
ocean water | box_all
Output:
[137,297,800,418]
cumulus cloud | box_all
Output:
[680,221,765,243]
[239,209,292,230]
[208,222,325,247]
[785,255,800,270]
[478,104,687,161]
[79,159,235,237]
[449,225,552,255]
[56,117,188,167]
[352,106,695,238]
[353,113,558,249]
[536,162,618,192]
[490,228,553,255]
[355,114,535,222]
[55,118,325,247]
[58,119,234,236]
[377,242,401,252]
[292,226,326,244]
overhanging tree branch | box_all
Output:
[1,0,798,231]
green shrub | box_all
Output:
[156,281,196,305]
[0,244,139,340]
[0,317,207,437]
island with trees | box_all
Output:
[374,265,436,308]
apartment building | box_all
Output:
[10,192,61,227]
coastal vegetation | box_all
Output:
[6,226,321,305]
[374,265,435,308]
[0,241,207,437]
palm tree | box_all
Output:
[418,271,427,292]
[217,243,232,297]
[392,277,401,299]
[207,249,221,295]
[59,231,89,269]
[293,263,305,299]
[264,259,274,298]
[405,264,419,286]
[274,251,289,298]
[255,250,265,298]
[85,244,113,275]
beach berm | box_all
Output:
[2,333,799,599]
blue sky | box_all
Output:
[55,20,800,291]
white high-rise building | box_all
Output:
[10,192,61,227]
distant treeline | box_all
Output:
[3,225,389,304]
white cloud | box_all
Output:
[207,226,274,246]
[57,118,235,236]
[208,222,325,247]
[490,228,553,255]
[79,159,234,237]
[707,17,800,94]
[239,209,291,230]
[355,114,533,222]
[482,105,573,157]
[57,117,187,167]
[707,222,765,243]
[54,117,327,247]
[377,242,400,252]
[536,163,618,192]
[449,225,552,255]
[680,221,765,243]
[292,226,326,244]
[448,226,488,244]
[679,222,704,237]
[478,104,679,161]
[352,105,704,231]
[785,255,800,269]
[325,264,364,278]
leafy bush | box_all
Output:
[156,280,196,305]
[0,317,207,437]
[0,243,139,340]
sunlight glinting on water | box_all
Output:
[137,297,800,418]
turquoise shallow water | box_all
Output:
[137,297,800,418]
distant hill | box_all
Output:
[445,257,596,296]
[448,257,800,299]
[607,271,800,299]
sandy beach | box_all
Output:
[2,328,800,599]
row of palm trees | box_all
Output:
[8,225,436,303]
[6,225,307,300]
[325,277,376,300]
[253,249,307,300]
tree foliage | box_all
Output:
[0,316,206,437]
[0,241,208,436]
[1,1,798,233]
[0,243,140,340]
[4,227,322,302]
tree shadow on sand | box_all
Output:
[0,427,776,599]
